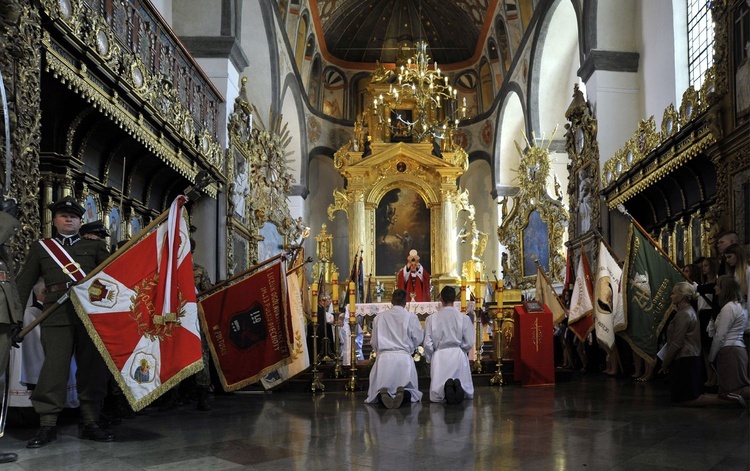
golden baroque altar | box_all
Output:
[327,141,474,292]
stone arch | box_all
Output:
[321,66,347,119]
[528,0,580,137]
[478,58,494,114]
[487,38,504,88]
[494,87,526,189]
[294,11,309,71]
[308,54,323,110]
[280,73,309,193]
[494,16,512,74]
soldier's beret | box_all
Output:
[48,196,85,218]
[80,220,109,237]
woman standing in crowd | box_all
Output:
[708,275,749,405]
[697,257,719,387]
[660,282,703,403]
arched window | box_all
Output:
[687,0,714,88]
[487,38,503,86]
[495,17,511,74]
[479,60,494,113]
[295,14,308,71]
[308,56,322,109]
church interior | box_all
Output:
[1,0,749,468]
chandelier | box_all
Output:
[372,41,469,143]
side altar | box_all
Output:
[327,141,475,294]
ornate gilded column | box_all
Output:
[1,1,42,261]
[433,189,458,279]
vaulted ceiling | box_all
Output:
[313,0,496,65]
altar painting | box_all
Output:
[376,187,431,276]
[522,209,549,277]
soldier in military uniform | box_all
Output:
[0,198,22,463]
[16,196,113,447]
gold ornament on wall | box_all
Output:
[497,131,568,289]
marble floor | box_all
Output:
[1,374,748,471]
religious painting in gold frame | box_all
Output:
[375,186,431,276]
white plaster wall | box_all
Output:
[281,81,304,184]
[195,58,241,148]
[671,0,690,97]
[459,160,499,278]
[637,0,678,121]
[150,0,173,24]
[595,0,637,52]
[171,0,221,37]
[239,1,274,121]
[496,93,526,186]
[305,155,348,281]
[536,0,580,134]
[586,70,642,162]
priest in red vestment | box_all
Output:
[397,250,431,302]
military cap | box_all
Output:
[80,219,110,237]
[48,196,85,218]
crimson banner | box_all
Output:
[71,196,203,411]
[199,259,294,391]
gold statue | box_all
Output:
[459,220,488,261]
[315,224,333,262]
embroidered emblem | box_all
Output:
[228,302,266,350]
[130,353,156,384]
[130,273,187,341]
[87,278,119,308]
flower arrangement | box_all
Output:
[374,281,385,300]
[413,346,429,377]
[412,346,425,362]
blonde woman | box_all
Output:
[723,244,750,309]
[660,282,702,403]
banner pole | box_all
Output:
[198,253,284,298]
[15,204,175,340]
[616,204,687,278]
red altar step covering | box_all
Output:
[513,302,555,386]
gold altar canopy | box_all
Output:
[328,141,472,288]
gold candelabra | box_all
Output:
[490,280,505,386]
[372,41,468,143]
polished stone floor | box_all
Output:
[1,374,748,470]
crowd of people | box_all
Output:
[553,230,749,408]
[1,193,747,463]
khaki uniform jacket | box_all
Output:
[0,211,22,325]
[16,235,109,326]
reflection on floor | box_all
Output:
[2,374,748,470]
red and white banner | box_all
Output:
[71,196,203,411]
[199,258,295,391]
[594,241,624,350]
[568,253,595,341]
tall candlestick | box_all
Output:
[495,280,503,306]
[475,276,482,309]
[349,281,356,321]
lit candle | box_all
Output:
[495,280,503,306]
[463,97,467,107]
[332,272,339,303]
[349,281,356,322]
[311,282,319,315]
[460,278,467,313]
